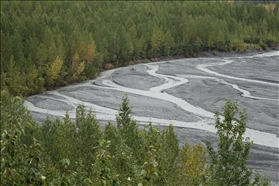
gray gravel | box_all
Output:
[26,50,279,185]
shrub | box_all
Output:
[104,63,115,70]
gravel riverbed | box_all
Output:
[25,50,279,185]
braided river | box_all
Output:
[25,51,279,184]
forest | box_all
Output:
[1,91,271,185]
[1,1,279,97]
[1,1,278,185]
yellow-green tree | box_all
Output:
[151,25,165,57]
[73,62,85,81]
[46,56,63,86]
[85,42,96,67]
[71,53,85,81]
[175,141,209,185]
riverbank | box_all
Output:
[131,46,279,64]
[25,50,279,185]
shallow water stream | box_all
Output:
[25,51,279,184]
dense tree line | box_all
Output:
[1,91,270,185]
[1,1,279,96]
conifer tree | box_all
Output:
[128,24,138,44]
[116,95,143,162]
[5,55,23,96]
[22,55,39,95]
[75,105,102,174]
[85,43,96,67]
[163,29,174,56]
[1,1,279,96]
[104,123,122,157]
[71,53,85,81]
[155,125,179,185]
[151,25,165,57]
[46,56,63,87]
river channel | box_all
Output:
[25,51,279,184]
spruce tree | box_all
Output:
[116,95,143,164]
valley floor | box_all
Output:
[25,50,279,185]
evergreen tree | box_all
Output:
[75,104,102,176]
[85,42,96,67]
[4,55,23,96]
[1,89,272,185]
[156,125,179,185]
[22,55,39,95]
[150,25,165,57]
[104,123,122,156]
[116,95,143,161]
[163,29,174,56]
[1,1,278,96]
[46,56,63,87]
[71,53,85,81]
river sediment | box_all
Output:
[25,51,279,185]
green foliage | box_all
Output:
[259,39,268,50]
[151,25,165,57]
[46,56,64,87]
[103,122,122,156]
[76,105,102,176]
[175,141,209,185]
[156,125,179,185]
[92,140,120,185]
[1,1,278,96]
[206,99,270,186]
[138,144,159,186]
[1,92,271,185]
[116,94,133,129]
[116,94,142,155]
[71,53,85,82]
[0,90,61,185]
[3,56,24,96]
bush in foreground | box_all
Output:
[1,91,270,185]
